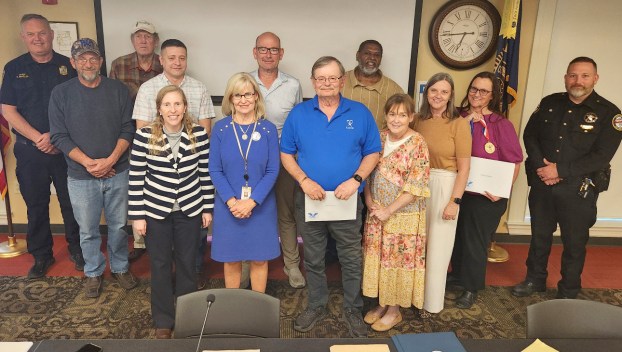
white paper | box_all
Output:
[465,157,515,198]
[305,191,357,221]
[0,342,33,352]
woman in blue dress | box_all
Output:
[210,72,280,292]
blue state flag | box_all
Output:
[493,0,521,114]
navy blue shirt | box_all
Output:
[0,51,76,140]
[281,95,381,192]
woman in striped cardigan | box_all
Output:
[128,85,214,338]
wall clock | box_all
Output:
[429,0,501,70]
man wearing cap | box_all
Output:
[342,40,404,130]
[109,20,162,262]
[1,14,83,278]
[49,38,137,298]
[109,20,162,103]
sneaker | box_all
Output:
[294,306,328,332]
[128,248,146,262]
[112,271,138,290]
[343,308,368,337]
[85,275,103,298]
[28,257,55,279]
[69,252,85,271]
[284,266,306,289]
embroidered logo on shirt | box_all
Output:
[59,65,68,76]
[17,73,29,79]
[346,120,354,129]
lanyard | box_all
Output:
[231,118,258,186]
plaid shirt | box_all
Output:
[109,52,163,101]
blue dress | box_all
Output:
[210,116,280,262]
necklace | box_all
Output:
[238,124,251,140]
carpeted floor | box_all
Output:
[2,276,622,341]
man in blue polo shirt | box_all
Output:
[281,56,380,338]
[0,14,83,278]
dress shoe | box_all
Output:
[284,266,306,288]
[28,257,56,279]
[128,248,146,262]
[511,280,546,297]
[456,290,477,309]
[364,306,388,324]
[69,252,85,271]
[555,291,577,299]
[155,328,172,339]
[371,311,402,332]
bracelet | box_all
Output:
[299,176,308,185]
[228,199,238,208]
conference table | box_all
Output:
[28,337,622,351]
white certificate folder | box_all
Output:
[465,157,515,198]
[305,191,357,221]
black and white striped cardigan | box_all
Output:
[128,125,214,220]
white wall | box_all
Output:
[100,0,418,99]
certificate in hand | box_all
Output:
[465,157,515,198]
[305,191,357,222]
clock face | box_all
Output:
[430,1,501,69]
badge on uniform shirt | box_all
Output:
[59,65,68,76]
[612,114,622,132]
[584,112,598,123]
[580,124,594,132]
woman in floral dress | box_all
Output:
[362,94,430,332]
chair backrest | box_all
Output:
[527,299,622,339]
[174,288,280,339]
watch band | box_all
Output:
[353,174,363,183]
[453,197,462,205]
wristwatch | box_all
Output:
[453,198,462,205]
[352,174,363,183]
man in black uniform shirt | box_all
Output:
[512,57,622,299]
[0,14,83,278]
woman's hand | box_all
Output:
[230,199,256,219]
[132,219,147,236]
[371,206,392,222]
[202,213,213,228]
[442,201,459,220]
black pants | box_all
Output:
[526,180,597,297]
[145,211,201,329]
[451,193,508,291]
[14,142,81,259]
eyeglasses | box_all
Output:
[232,92,256,101]
[387,112,409,119]
[313,76,343,84]
[76,57,101,65]
[256,47,281,54]
[468,87,492,96]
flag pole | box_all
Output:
[0,147,27,258]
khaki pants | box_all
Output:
[276,164,301,269]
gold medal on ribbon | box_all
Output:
[485,141,496,154]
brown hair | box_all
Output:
[148,85,197,155]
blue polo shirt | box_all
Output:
[280,95,381,192]
[0,51,76,140]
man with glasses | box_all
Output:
[133,38,216,289]
[109,20,163,263]
[281,56,381,337]
[247,32,304,289]
[1,14,83,278]
[342,40,404,130]
[49,38,137,298]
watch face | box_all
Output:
[430,1,501,69]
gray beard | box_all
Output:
[358,64,378,76]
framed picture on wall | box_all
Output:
[49,21,79,58]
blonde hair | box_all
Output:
[221,72,266,119]
[148,85,197,155]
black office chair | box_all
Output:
[527,299,622,338]
[174,288,280,338]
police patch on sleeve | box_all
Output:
[613,114,622,131]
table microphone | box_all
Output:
[195,294,216,352]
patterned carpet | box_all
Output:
[1,276,622,341]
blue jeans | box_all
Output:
[67,169,130,277]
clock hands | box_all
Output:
[439,31,475,37]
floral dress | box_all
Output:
[362,130,430,308]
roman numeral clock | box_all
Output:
[429,0,501,69]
